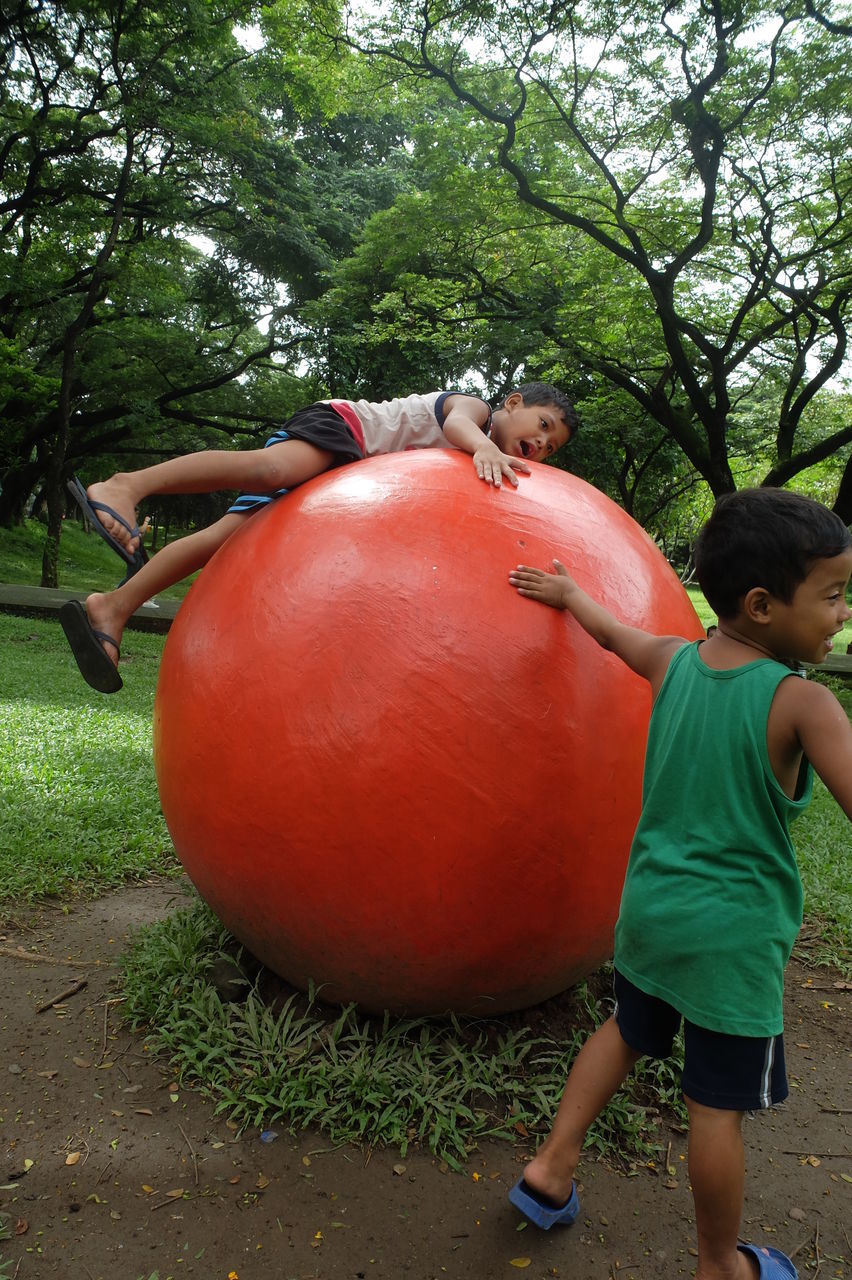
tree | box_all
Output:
[332,0,852,518]
[0,0,410,582]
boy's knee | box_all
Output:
[684,1093,744,1129]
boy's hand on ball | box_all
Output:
[473,444,529,488]
[509,561,573,609]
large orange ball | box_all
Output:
[153,451,702,1014]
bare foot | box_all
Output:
[85,592,128,665]
[86,478,142,555]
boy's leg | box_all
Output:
[79,440,335,555]
[685,1097,757,1280]
[83,513,247,663]
[521,1015,641,1206]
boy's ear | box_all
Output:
[502,391,524,411]
[742,586,773,625]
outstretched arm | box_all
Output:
[441,394,530,489]
[509,560,685,694]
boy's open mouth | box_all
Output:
[519,440,533,458]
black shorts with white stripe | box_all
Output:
[613,968,788,1111]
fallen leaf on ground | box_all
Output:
[65,1152,81,1166]
[510,1258,532,1268]
[392,1163,406,1176]
[256,1173,270,1189]
[14,1220,28,1235]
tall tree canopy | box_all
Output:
[333,0,852,517]
[0,0,411,579]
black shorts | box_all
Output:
[613,969,788,1111]
[227,404,363,515]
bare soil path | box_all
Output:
[2,879,850,1280]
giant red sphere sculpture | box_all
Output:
[153,451,702,1015]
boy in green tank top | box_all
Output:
[507,488,852,1280]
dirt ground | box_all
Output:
[2,878,850,1280]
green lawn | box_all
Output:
[0,516,195,599]
[0,612,178,903]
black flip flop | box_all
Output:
[59,600,123,693]
[66,476,146,572]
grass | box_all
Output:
[0,612,178,903]
[1,520,849,1170]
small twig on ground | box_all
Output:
[819,1107,852,1114]
[813,1222,822,1278]
[0,944,101,967]
[178,1122,199,1186]
[98,996,125,1062]
[94,1159,113,1187]
[789,1233,812,1261]
[781,1149,850,1158]
[36,977,88,1013]
[151,1194,188,1210]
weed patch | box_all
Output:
[121,898,685,1169]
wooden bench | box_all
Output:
[0,582,178,633]
[802,651,852,678]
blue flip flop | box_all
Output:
[66,476,145,571]
[508,1177,580,1229]
[738,1244,797,1278]
[59,600,123,693]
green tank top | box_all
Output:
[614,641,813,1036]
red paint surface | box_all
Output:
[153,452,703,1014]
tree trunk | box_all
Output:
[833,453,852,526]
[39,444,66,588]
[0,461,43,527]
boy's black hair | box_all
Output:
[514,382,580,442]
[694,487,851,619]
